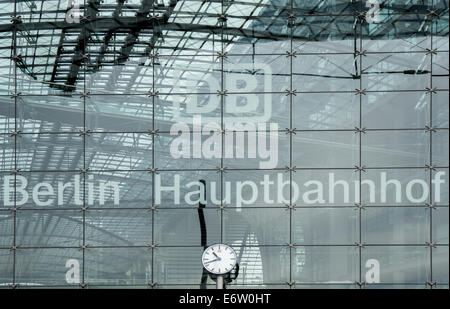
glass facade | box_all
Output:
[0,0,449,289]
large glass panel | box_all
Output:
[85,247,151,286]
[85,209,152,247]
[155,208,221,246]
[15,248,81,287]
[432,246,449,284]
[0,210,13,247]
[361,246,430,284]
[0,249,13,285]
[223,208,290,246]
[293,131,359,168]
[0,0,447,290]
[293,208,358,245]
[362,207,430,245]
[362,131,429,168]
[293,246,359,283]
[16,209,82,247]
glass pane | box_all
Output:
[362,131,430,168]
[362,207,429,244]
[155,209,220,246]
[293,208,358,245]
[16,210,82,247]
[224,208,290,246]
[0,249,14,285]
[361,246,430,284]
[85,247,151,285]
[293,246,359,283]
[15,248,82,287]
[85,209,152,246]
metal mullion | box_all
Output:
[357,4,363,288]
[12,0,18,289]
[151,1,157,289]
[220,0,225,247]
[81,0,87,288]
[288,0,294,290]
[429,1,435,288]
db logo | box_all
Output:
[172,62,272,123]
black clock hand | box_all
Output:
[204,258,219,265]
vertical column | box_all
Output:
[288,0,294,290]
[357,0,364,288]
[81,0,88,289]
[428,0,435,290]
[150,0,157,289]
[219,0,226,246]
[11,0,18,289]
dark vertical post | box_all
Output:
[198,179,208,289]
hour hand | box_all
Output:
[212,252,221,260]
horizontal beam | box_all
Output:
[0,16,440,41]
[0,97,174,132]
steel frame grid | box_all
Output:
[0,0,449,289]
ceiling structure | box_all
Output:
[0,0,447,92]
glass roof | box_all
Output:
[0,0,448,94]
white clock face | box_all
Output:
[201,244,237,275]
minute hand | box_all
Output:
[204,258,220,265]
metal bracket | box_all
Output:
[218,14,228,22]
[354,127,367,134]
[426,9,438,17]
[285,165,297,172]
[355,88,367,95]
[425,125,437,132]
[148,91,160,97]
[285,89,297,96]
[425,87,437,94]
[10,169,21,175]
[147,168,159,174]
[10,15,22,24]
[10,130,22,137]
[425,203,436,210]
[147,129,160,136]
[285,128,297,135]
[217,52,228,59]
[425,242,437,248]
[286,51,297,58]
[285,203,296,210]
[354,165,367,172]
[216,166,228,173]
[78,129,92,136]
[425,164,436,171]
[425,281,437,287]
[354,203,366,210]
